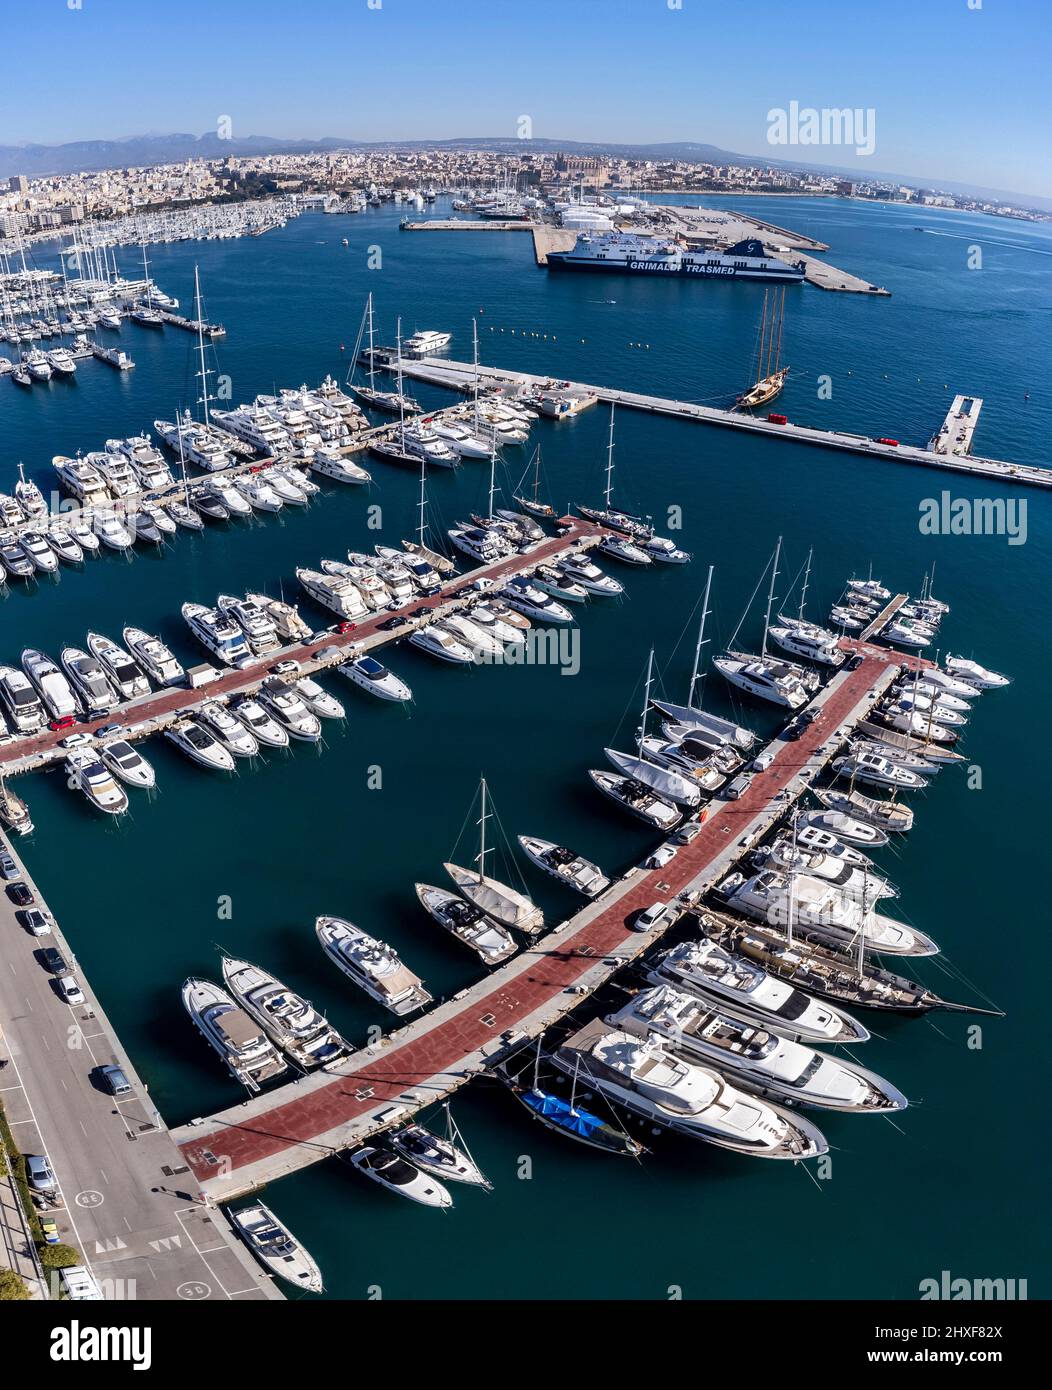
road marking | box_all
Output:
[94,1236,128,1253]
[75,1188,105,1209]
[149,1234,183,1253]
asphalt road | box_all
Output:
[0,829,280,1302]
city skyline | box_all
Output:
[2,0,1050,199]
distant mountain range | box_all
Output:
[2,132,1047,212]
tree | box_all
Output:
[0,1268,29,1300]
[39,1243,79,1270]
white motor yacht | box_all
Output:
[944,655,1010,689]
[165,721,236,771]
[833,751,926,789]
[216,594,281,655]
[409,624,474,665]
[245,592,312,641]
[18,531,58,574]
[294,677,345,720]
[46,526,83,565]
[123,627,184,686]
[64,749,129,816]
[182,602,254,667]
[60,647,118,714]
[794,809,890,850]
[21,650,79,721]
[229,1203,324,1293]
[588,769,681,830]
[349,1147,453,1208]
[751,834,895,900]
[198,702,260,757]
[597,535,652,566]
[258,678,322,741]
[52,455,111,504]
[311,444,372,484]
[99,739,155,789]
[181,977,287,1091]
[643,534,691,564]
[235,474,284,512]
[440,613,504,661]
[69,518,99,554]
[208,477,253,516]
[769,619,844,667]
[338,654,412,702]
[431,419,491,457]
[610,987,905,1112]
[315,916,431,1015]
[500,576,573,624]
[86,632,151,700]
[0,665,46,733]
[650,937,868,1044]
[448,525,510,565]
[552,1019,827,1159]
[264,466,309,505]
[714,652,811,709]
[93,510,135,551]
[719,869,938,956]
[518,835,610,898]
[557,555,623,596]
[92,449,138,499]
[296,567,368,621]
[232,697,289,748]
[222,957,347,1069]
[415,883,518,965]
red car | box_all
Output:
[49,715,77,732]
[876,437,900,447]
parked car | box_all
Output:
[271,659,300,676]
[59,732,92,749]
[16,909,51,936]
[55,976,85,1005]
[94,723,124,739]
[644,844,678,870]
[97,1064,132,1097]
[671,820,703,846]
[632,901,676,933]
[6,882,33,906]
[39,946,69,975]
[0,851,18,880]
[25,1154,58,1194]
[379,615,408,631]
[49,715,78,733]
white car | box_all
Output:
[633,901,676,933]
[644,844,678,870]
[59,732,93,749]
[57,975,85,1004]
[271,659,301,676]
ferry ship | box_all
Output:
[546,232,806,282]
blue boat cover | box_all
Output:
[522,1088,607,1139]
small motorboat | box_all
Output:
[349,1147,453,1208]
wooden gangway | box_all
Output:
[860,592,908,642]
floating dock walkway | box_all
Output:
[377,353,1050,490]
[171,648,903,1199]
[0,518,607,777]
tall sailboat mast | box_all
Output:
[638,649,654,757]
[395,317,406,451]
[761,536,782,658]
[686,565,714,711]
[603,403,616,510]
[798,546,812,622]
[476,777,490,884]
[194,265,211,426]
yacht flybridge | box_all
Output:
[552,1018,828,1160]
[609,986,905,1112]
[123,627,184,686]
[86,632,151,700]
[21,650,79,721]
[316,916,431,1015]
[222,957,348,1069]
[64,749,129,816]
[181,977,288,1092]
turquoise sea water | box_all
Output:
[1,197,1049,1300]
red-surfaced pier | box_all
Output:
[172,646,904,1201]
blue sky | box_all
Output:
[2,0,1049,197]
